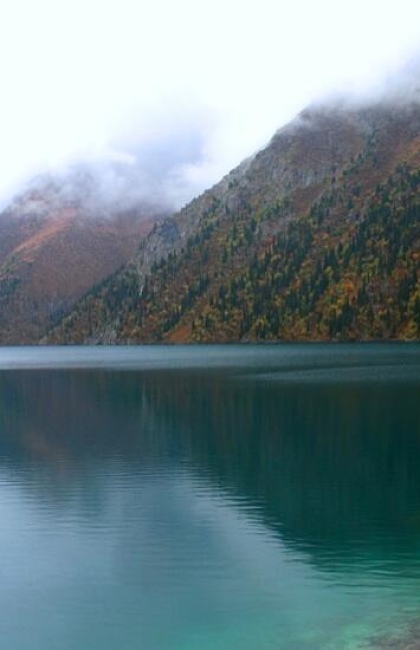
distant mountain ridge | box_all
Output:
[0,170,166,343]
[44,98,420,343]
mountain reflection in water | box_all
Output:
[0,345,419,649]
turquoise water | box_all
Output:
[0,344,420,649]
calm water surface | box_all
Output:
[1,344,420,649]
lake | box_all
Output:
[1,343,420,649]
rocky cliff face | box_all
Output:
[41,101,420,342]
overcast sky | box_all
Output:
[1,0,420,209]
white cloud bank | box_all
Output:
[1,0,420,209]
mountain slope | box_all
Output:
[46,101,420,343]
[0,173,163,343]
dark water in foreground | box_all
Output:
[1,344,420,649]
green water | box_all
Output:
[0,344,420,649]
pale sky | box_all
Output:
[1,0,420,208]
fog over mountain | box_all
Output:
[1,8,420,344]
[2,0,420,212]
[0,101,219,213]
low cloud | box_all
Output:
[2,0,420,214]
[5,103,224,215]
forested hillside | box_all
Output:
[46,102,420,343]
